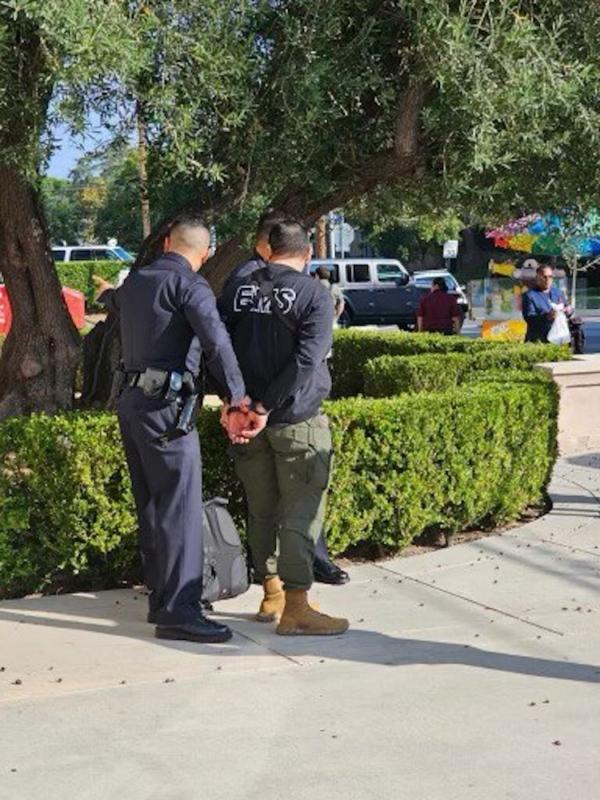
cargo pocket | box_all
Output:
[309,426,333,491]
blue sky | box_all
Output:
[45,119,115,178]
[46,137,80,178]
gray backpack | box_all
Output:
[202,498,249,604]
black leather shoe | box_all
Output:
[155,615,233,644]
[313,560,350,585]
[148,599,213,624]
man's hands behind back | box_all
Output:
[220,400,268,444]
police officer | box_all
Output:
[220,220,349,636]
[96,214,250,644]
[222,209,350,586]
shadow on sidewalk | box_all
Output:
[565,453,600,470]
[1,595,599,685]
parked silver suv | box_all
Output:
[52,245,134,263]
[309,258,424,329]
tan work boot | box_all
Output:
[276,589,349,636]
[256,576,285,623]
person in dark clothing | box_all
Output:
[222,210,350,586]
[96,215,262,644]
[219,220,349,636]
[417,277,461,334]
[522,262,571,343]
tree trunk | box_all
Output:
[136,101,152,240]
[0,166,80,419]
[315,216,328,258]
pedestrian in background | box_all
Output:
[417,277,461,335]
[315,266,345,327]
[522,262,571,343]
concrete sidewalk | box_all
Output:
[1,455,599,800]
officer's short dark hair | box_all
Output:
[269,220,310,257]
[433,276,448,292]
[169,212,209,237]
[256,209,287,240]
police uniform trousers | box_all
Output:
[232,414,332,591]
[117,387,204,624]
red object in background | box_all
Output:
[0,285,85,335]
[62,287,86,329]
[0,285,12,334]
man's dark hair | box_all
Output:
[316,266,331,280]
[269,220,310,257]
[168,212,209,235]
[536,263,552,275]
[256,209,287,239]
[433,276,448,292]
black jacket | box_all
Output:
[219,261,333,424]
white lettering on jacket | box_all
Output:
[234,285,296,315]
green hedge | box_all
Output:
[363,344,570,397]
[55,260,126,307]
[331,329,507,397]
[0,377,558,598]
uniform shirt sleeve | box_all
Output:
[260,287,334,413]
[182,277,246,404]
[98,287,120,316]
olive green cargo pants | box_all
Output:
[232,414,332,590]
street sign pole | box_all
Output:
[328,211,336,258]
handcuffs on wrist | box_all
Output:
[226,401,269,416]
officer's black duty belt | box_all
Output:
[126,368,194,394]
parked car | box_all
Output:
[309,258,425,329]
[410,270,470,323]
[52,245,135,263]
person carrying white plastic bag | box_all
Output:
[521,261,572,344]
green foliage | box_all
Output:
[330,329,507,397]
[364,344,570,397]
[41,177,86,244]
[324,380,558,553]
[0,1,140,172]
[0,412,136,598]
[0,372,559,597]
[55,260,124,306]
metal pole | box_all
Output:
[328,212,336,258]
[571,258,578,311]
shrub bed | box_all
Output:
[363,344,570,397]
[0,376,558,598]
[331,329,506,397]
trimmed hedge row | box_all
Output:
[55,260,126,306]
[330,329,507,397]
[0,376,558,598]
[363,344,570,397]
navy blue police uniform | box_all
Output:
[101,252,246,633]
